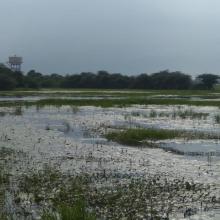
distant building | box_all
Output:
[8,55,23,72]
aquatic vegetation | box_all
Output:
[149,109,157,118]
[89,175,217,219]
[3,96,220,108]
[0,169,6,218]
[146,108,209,120]
[30,97,220,108]
[214,114,220,124]
[71,106,79,114]
[62,121,71,133]
[1,88,220,98]
[131,111,141,117]
[1,92,220,219]
[124,114,134,128]
[13,106,23,116]
[171,109,209,120]
[105,128,183,146]
[105,128,220,146]
[158,111,170,117]
[0,148,12,218]
[16,167,93,217]
[10,165,219,220]
[0,106,23,117]
[42,200,96,220]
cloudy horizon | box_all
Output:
[1,0,220,75]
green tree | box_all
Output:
[0,75,16,90]
[197,74,219,89]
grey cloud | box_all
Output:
[1,0,220,75]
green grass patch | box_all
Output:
[105,128,183,146]
[2,97,220,108]
[0,89,155,98]
[105,128,220,146]
[0,88,220,98]
[42,200,96,220]
[2,87,220,108]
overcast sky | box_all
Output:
[1,0,220,75]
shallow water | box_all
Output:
[0,95,123,101]
[1,104,220,219]
[163,141,220,154]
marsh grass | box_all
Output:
[17,167,96,219]
[149,110,157,118]
[1,88,220,98]
[2,97,220,108]
[34,98,220,108]
[146,109,209,120]
[42,200,96,220]
[214,114,220,124]
[2,88,220,109]
[62,121,71,133]
[105,128,220,146]
[0,107,23,117]
[8,164,219,219]
[172,109,209,120]
[131,111,141,117]
[0,89,155,98]
[0,148,12,218]
[71,106,79,114]
[13,106,23,116]
[105,128,183,146]
[19,166,62,201]
[88,174,216,219]
[0,169,6,217]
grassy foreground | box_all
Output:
[42,201,96,220]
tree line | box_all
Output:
[0,64,219,90]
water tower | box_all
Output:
[8,55,23,72]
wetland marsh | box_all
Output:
[1,90,220,219]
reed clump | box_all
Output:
[105,128,220,146]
